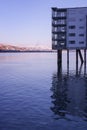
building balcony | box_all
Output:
[52,23,66,26]
[52,16,66,20]
[58,41,66,48]
[52,38,58,41]
[52,31,66,34]
[57,31,66,33]
[57,24,66,27]
[52,37,66,41]
[52,23,66,27]
[52,31,58,34]
[55,31,66,33]
[52,42,66,50]
[52,23,59,27]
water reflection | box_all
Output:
[51,63,87,121]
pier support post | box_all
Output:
[56,49,86,76]
[76,49,79,75]
[76,49,84,75]
[57,50,62,75]
[84,49,86,75]
[78,50,84,64]
[67,49,69,75]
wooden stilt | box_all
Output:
[84,49,86,75]
[78,63,83,75]
[78,49,84,64]
[56,49,86,76]
[76,50,79,76]
[57,50,62,75]
[67,49,69,75]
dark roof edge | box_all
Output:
[52,7,87,10]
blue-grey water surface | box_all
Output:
[0,52,87,130]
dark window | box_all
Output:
[80,19,83,21]
[79,26,84,29]
[69,33,75,36]
[69,26,75,29]
[79,34,84,36]
[69,41,75,44]
[79,41,84,44]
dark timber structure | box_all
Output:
[52,7,87,74]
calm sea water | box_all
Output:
[0,52,87,130]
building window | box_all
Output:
[69,41,75,44]
[79,26,84,29]
[79,41,84,44]
[69,33,75,36]
[69,26,75,29]
[79,19,83,21]
[79,34,84,36]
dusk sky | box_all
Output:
[0,0,87,48]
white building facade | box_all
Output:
[52,7,87,50]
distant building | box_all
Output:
[52,7,87,50]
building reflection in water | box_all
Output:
[50,63,87,121]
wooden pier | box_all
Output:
[57,49,86,75]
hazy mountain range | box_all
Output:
[0,44,52,52]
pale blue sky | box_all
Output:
[0,0,87,47]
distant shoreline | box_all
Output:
[0,50,57,53]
